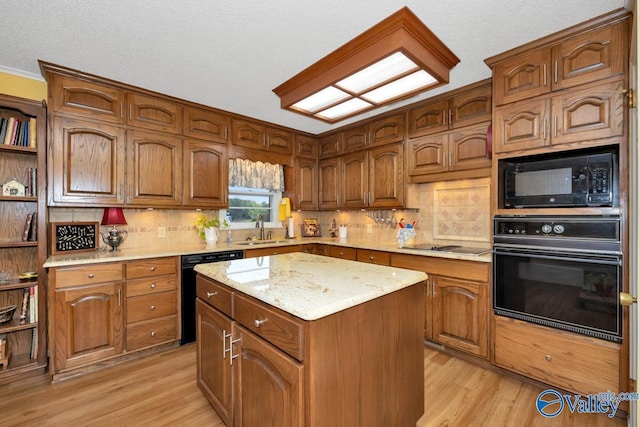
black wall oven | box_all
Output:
[493,216,622,342]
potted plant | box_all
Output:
[195,215,228,245]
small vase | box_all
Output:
[204,227,218,245]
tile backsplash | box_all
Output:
[48,177,491,250]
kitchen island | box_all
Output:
[194,252,427,426]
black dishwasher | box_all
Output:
[180,250,243,344]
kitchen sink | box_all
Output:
[404,244,491,255]
[235,240,281,246]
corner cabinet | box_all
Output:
[0,95,48,382]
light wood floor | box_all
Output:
[0,344,626,426]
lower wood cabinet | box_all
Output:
[243,245,302,258]
[196,273,424,426]
[49,256,179,377]
[390,253,490,358]
[494,316,620,395]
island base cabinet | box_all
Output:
[234,325,304,427]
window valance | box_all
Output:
[229,158,284,191]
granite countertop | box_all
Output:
[194,252,428,321]
[43,237,492,268]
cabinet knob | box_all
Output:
[150,305,156,311]
[620,292,638,306]
[206,291,218,298]
[254,319,268,328]
[88,273,95,279]
[150,283,156,289]
[150,331,156,337]
[545,355,552,361]
[339,252,344,256]
[369,256,374,261]
[150,266,156,272]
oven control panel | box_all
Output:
[494,216,620,240]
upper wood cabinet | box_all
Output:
[231,119,293,155]
[318,132,342,159]
[294,157,318,210]
[493,79,625,154]
[183,139,228,208]
[408,81,492,138]
[340,150,368,208]
[342,114,405,154]
[50,116,127,205]
[490,18,628,106]
[318,157,340,210]
[127,93,182,134]
[295,133,317,158]
[408,122,491,180]
[368,143,404,208]
[126,130,183,206]
[183,105,230,144]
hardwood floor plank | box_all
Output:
[0,344,626,426]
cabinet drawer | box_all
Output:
[126,276,177,297]
[54,263,123,288]
[126,315,177,350]
[126,257,177,279]
[327,246,357,260]
[196,276,233,317]
[234,293,304,361]
[357,249,390,266]
[494,316,620,395]
[126,291,177,323]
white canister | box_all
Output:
[339,225,347,239]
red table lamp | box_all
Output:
[100,207,128,251]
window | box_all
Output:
[223,186,281,229]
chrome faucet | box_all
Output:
[255,213,265,240]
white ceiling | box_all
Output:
[0,0,628,135]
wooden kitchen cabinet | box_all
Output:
[50,116,126,205]
[127,130,183,206]
[243,245,302,258]
[51,263,125,373]
[390,253,490,358]
[182,139,228,208]
[490,18,627,106]
[494,316,620,395]
[408,80,492,138]
[318,132,342,159]
[295,133,317,158]
[356,249,390,266]
[493,78,625,154]
[127,92,182,134]
[318,157,340,210]
[294,157,318,210]
[327,246,357,260]
[183,105,230,144]
[341,114,405,154]
[408,122,491,179]
[340,150,368,209]
[231,119,293,155]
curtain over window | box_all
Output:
[229,158,284,191]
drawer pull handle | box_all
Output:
[150,266,156,272]
[369,256,374,260]
[545,355,552,361]
[150,283,156,289]
[150,331,156,337]
[254,319,268,328]
[206,291,218,298]
[88,273,95,279]
[150,305,156,311]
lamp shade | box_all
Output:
[101,207,127,226]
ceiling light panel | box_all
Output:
[335,52,418,93]
[315,98,372,121]
[291,86,350,113]
[362,70,438,104]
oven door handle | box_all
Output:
[493,249,622,266]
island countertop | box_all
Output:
[194,252,427,321]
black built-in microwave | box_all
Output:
[499,148,617,208]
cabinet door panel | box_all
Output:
[342,124,368,153]
[451,84,492,128]
[318,133,341,158]
[369,114,405,147]
[553,21,627,91]
[318,158,340,209]
[448,122,491,171]
[196,299,234,426]
[408,134,448,175]
[493,49,551,105]
[183,106,230,143]
[340,151,368,209]
[54,282,123,371]
[183,139,228,208]
[408,99,449,137]
[368,143,404,208]
[127,130,182,206]
[295,134,317,158]
[235,325,303,427]
[494,98,549,153]
[266,127,293,154]
[49,75,125,123]
[551,79,625,145]
[295,158,318,210]
[127,93,182,134]
[51,117,126,205]
[232,119,265,149]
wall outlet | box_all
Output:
[157,226,167,238]
[366,223,373,234]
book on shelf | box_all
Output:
[19,288,29,323]
[28,211,37,242]
[3,117,15,145]
[29,286,36,323]
[0,118,8,143]
[30,328,37,359]
[29,117,36,148]
[29,167,37,197]
[0,116,34,147]
[22,213,33,242]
